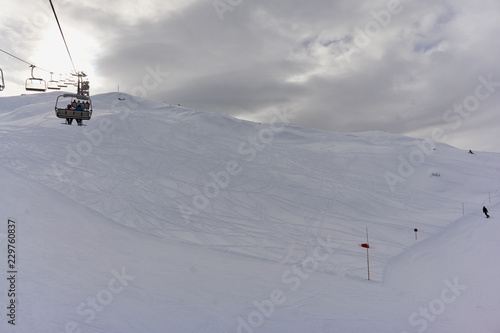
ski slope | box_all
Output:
[0,92,499,332]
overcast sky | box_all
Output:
[1,0,500,151]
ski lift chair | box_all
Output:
[57,74,68,88]
[54,93,92,126]
[0,68,4,91]
[25,65,46,92]
[47,72,61,90]
[80,80,90,96]
[65,75,77,86]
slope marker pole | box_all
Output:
[365,227,370,281]
[361,228,370,281]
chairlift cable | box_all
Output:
[48,0,77,73]
[0,48,32,66]
[0,48,51,73]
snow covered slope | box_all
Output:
[0,92,499,332]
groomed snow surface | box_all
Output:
[0,92,499,332]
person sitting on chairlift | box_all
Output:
[75,104,84,111]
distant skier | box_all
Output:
[483,206,490,218]
[469,150,474,154]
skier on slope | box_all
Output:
[483,206,490,218]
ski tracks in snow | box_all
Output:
[2,93,500,283]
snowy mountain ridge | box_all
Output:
[0,92,499,332]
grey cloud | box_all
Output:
[2,0,500,151]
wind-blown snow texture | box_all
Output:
[0,92,499,332]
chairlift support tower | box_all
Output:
[73,72,90,96]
